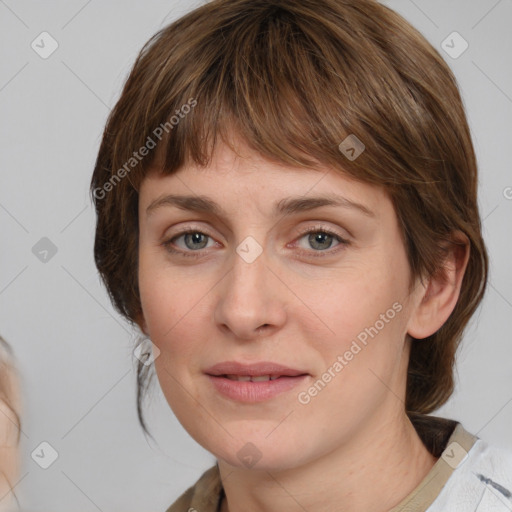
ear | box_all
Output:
[407,231,470,340]
[134,312,149,337]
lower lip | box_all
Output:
[206,375,308,403]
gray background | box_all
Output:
[0,0,511,510]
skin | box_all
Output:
[137,135,469,512]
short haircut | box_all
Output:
[91,0,488,435]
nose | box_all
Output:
[214,246,287,341]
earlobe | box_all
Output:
[407,231,470,340]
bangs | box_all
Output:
[106,0,438,193]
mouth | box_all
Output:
[223,374,295,381]
[205,361,309,402]
[205,360,307,377]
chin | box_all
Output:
[199,431,312,473]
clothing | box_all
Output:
[164,414,512,512]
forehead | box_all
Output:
[139,138,391,221]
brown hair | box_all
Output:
[91,0,488,436]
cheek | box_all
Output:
[292,279,409,430]
[138,250,211,363]
[298,252,411,401]
[138,257,206,414]
[308,268,406,344]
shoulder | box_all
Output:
[428,436,512,511]
[165,464,222,512]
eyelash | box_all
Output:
[161,225,350,260]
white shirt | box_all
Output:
[426,434,512,511]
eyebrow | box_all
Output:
[146,193,376,218]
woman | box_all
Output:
[90,0,512,510]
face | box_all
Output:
[137,137,424,471]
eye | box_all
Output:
[293,225,349,257]
[162,228,217,259]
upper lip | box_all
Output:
[205,361,308,377]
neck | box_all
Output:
[218,411,437,512]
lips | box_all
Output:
[205,361,309,402]
[224,374,280,381]
[205,361,308,378]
